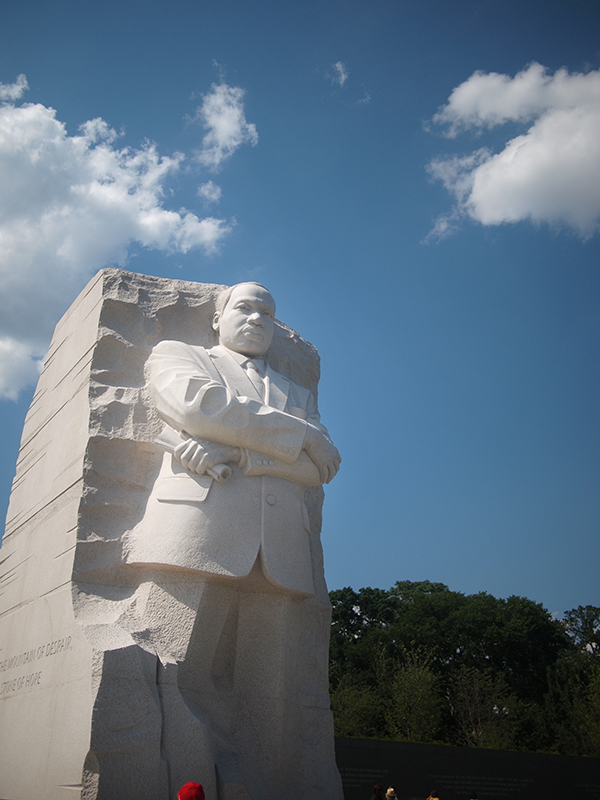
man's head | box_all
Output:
[177,782,205,800]
[213,282,276,358]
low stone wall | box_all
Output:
[335,737,600,800]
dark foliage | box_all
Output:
[329,581,599,755]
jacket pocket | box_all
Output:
[156,474,213,504]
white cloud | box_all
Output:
[427,63,600,240]
[198,180,222,204]
[0,338,43,401]
[192,83,258,171]
[331,62,349,88]
[0,84,235,400]
[0,74,28,102]
[433,62,600,135]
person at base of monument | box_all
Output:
[122,281,342,800]
[178,782,205,800]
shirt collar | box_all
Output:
[225,347,266,375]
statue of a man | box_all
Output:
[122,282,342,800]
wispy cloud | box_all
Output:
[198,180,222,204]
[0,74,28,102]
[331,61,349,88]
[427,63,600,240]
[191,82,258,171]
[325,63,371,106]
[0,78,236,399]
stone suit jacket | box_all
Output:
[123,341,328,597]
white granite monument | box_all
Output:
[0,269,342,800]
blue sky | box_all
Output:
[1,0,599,616]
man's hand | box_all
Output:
[303,425,341,484]
[173,437,241,476]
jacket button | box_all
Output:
[266,494,276,505]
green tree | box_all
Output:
[447,666,515,749]
[329,581,576,752]
[385,650,443,743]
[329,586,402,688]
[544,651,591,755]
[583,663,600,756]
[563,605,600,660]
[329,675,385,738]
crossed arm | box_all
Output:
[148,341,341,484]
[171,435,335,487]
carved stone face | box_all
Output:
[213,283,276,357]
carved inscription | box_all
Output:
[0,636,73,696]
[339,766,390,790]
[428,773,534,797]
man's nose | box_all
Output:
[248,311,264,325]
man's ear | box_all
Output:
[212,311,220,333]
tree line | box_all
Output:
[329,581,600,756]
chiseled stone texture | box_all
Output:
[0,268,341,800]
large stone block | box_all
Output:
[0,269,341,800]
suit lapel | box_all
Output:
[208,346,291,409]
[209,346,263,402]
[266,364,290,410]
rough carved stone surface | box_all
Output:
[0,269,342,800]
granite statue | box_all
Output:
[0,270,343,800]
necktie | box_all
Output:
[244,359,265,401]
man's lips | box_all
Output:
[242,328,263,339]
